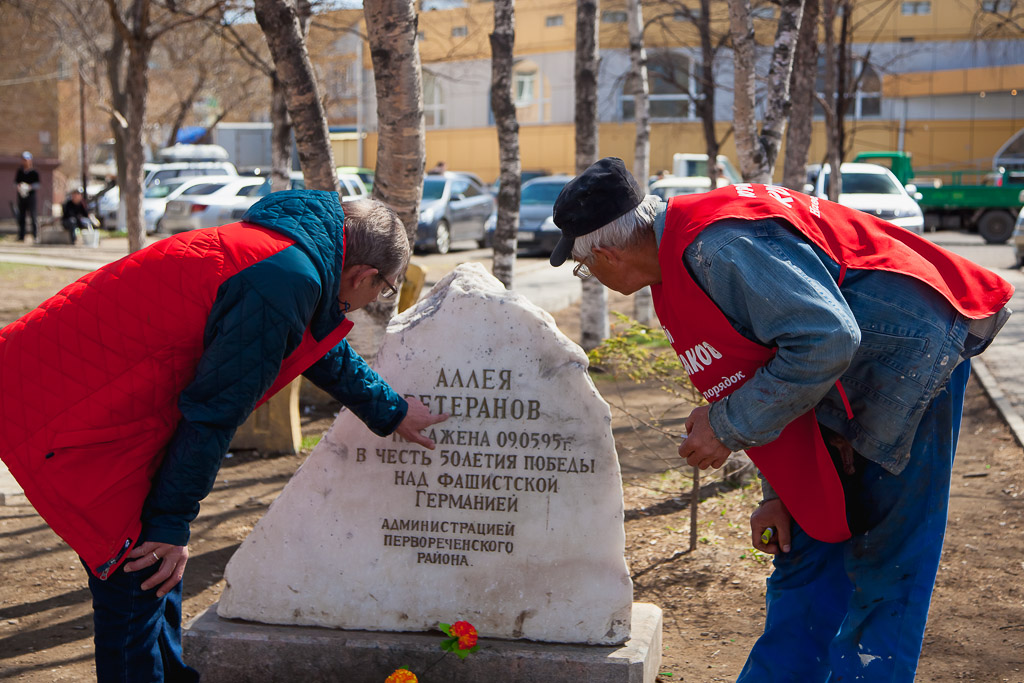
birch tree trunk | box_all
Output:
[489,0,521,289]
[697,0,721,190]
[627,0,649,187]
[254,0,338,192]
[104,31,129,230]
[782,0,819,190]
[267,0,311,194]
[627,0,652,324]
[575,0,608,352]
[822,0,842,199]
[105,0,154,253]
[728,0,805,183]
[123,37,151,252]
[362,0,425,331]
[364,0,425,236]
[270,76,292,192]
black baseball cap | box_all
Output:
[549,157,645,267]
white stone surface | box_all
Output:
[218,263,633,644]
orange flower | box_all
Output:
[385,668,418,683]
[449,620,478,650]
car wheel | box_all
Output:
[977,211,1015,244]
[433,220,451,254]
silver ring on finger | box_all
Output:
[152,552,160,563]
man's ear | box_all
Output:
[591,245,621,265]
[342,264,379,289]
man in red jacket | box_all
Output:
[548,158,1012,681]
[1,192,447,682]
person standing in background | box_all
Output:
[15,151,40,241]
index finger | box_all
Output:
[423,411,449,427]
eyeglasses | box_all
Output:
[378,274,398,299]
[573,261,593,280]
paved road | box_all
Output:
[925,230,1024,445]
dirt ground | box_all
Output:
[1,263,1023,681]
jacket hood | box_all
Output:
[241,189,347,341]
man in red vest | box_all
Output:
[549,158,1012,681]
[1,191,447,682]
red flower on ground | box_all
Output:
[385,668,418,683]
[449,620,478,650]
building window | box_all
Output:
[504,59,551,124]
[423,72,445,128]
[514,70,536,106]
[855,63,882,117]
[545,15,564,27]
[814,59,882,119]
[57,54,72,80]
[622,51,698,121]
[982,0,1012,11]
[451,25,468,37]
[602,10,627,23]
[901,1,931,14]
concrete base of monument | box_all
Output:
[184,601,663,683]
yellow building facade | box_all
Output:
[321,0,1022,182]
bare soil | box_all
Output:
[1,267,1023,681]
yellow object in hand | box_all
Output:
[761,527,775,545]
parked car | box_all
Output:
[649,176,713,201]
[220,172,308,222]
[337,172,369,201]
[1012,207,1024,268]
[97,161,239,227]
[805,162,925,234]
[159,176,265,234]
[336,166,375,192]
[417,172,495,254]
[483,175,572,255]
[142,178,192,234]
[490,169,551,194]
[671,153,742,186]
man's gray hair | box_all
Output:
[341,198,410,281]
[571,194,661,262]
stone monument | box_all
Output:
[216,263,633,644]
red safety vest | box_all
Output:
[651,184,1013,543]
[0,222,353,576]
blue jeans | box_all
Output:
[83,558,200,682]
[738,359,970,682]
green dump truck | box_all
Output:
[852,151,1024,244]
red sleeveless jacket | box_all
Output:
[0,223,353,576]
[652,183,1012,541]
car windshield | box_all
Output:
[181,183,227,196]
[144,181,186,199]
[235,183,263,197]
[422,177,447,201]
[521,181,567,205]
[824,171,902,195]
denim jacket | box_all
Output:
[657,212,975,478]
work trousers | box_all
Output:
[738,359,970,682]
[83,558,200,683]
[16,194,37,240]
